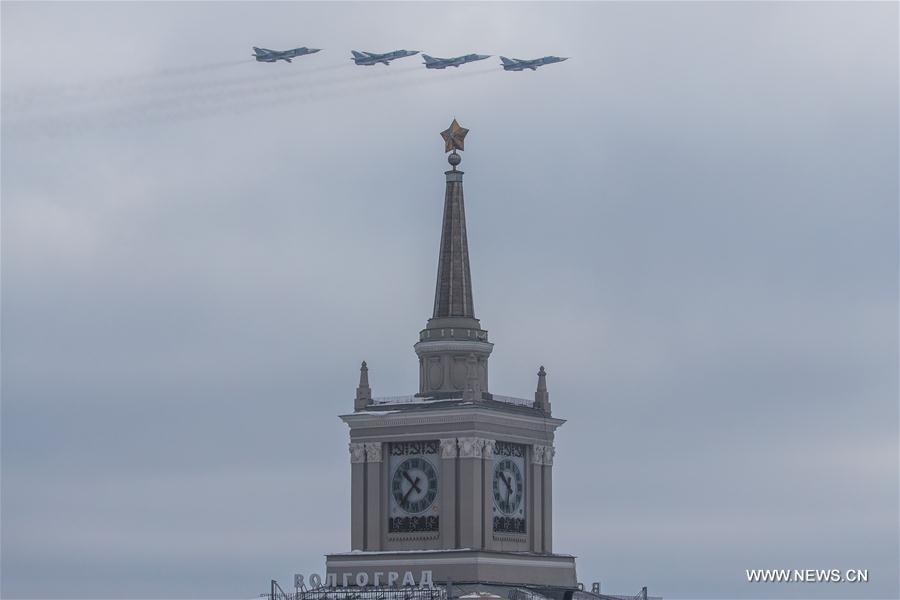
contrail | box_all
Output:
[6,66,497,138]
[3,60,408,117]
[5,61,422,122]
[3,59,251,111]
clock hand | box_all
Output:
[502,473,513,495]
[402,476,422,503]
[402,470,422,493]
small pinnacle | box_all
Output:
[535,365,550,413]
[355,360,372,410]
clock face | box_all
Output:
[493,458,524,515]
[390,457,438,514]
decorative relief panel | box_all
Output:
[532,444,555,466]
[364,442,383,463]
[544,446,555,466]
[349,443,367,464]
[450,357,467,389]
[458,437,484,458]
[439,438,458,458]
[483,439,496,459]
[427,358,443,390]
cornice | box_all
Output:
[341,407,565,431]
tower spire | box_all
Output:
[415,120,493,398]
[434,119,474,319]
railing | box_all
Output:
[487,395,533,407]
[370,394,534,408]
[371,395,439,405]
[266,584,447,600]
[266,582,653,600]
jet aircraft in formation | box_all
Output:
[351,49,420,66]
[252,46,320,63]
[251,46,568,71]
[499,56,568,71]
[421,53,492,69]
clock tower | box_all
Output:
[325,121,577,591]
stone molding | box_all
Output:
[440,438,458,458]
[413,340,495,354]
[493,533,528,543]
[532,444,555,466]
[387,532,440,542]
[349,443,367,463]
[364,442,383,463]
[342,408,565,432]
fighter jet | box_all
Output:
[421,53,491,69]
[253,46,320,63]
[499,56,568,71]
[351,50,419,66]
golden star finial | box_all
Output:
[440,119,469,153]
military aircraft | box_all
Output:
[253,46,321,63]
[421,54,491,69]
[351,50,419,66]
[499,56,568,71]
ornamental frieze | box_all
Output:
[494,441,526,457]
[388,515,439,533]
[493,516,527,534]
[390,441,439,456]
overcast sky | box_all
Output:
[2,2,898,599]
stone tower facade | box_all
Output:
[325,122,577,590]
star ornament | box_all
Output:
[441,119,469,153]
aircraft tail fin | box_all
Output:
[422,54,436,63]
[351,50,366,59]
[499,56,516,66]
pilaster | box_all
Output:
[439,438,458,549]
[364,442,383,550]
[349,443,366,551]
[457,437,485,549]
[481,439,496,549]
[530,444,545,553]
[542,446,555,553]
